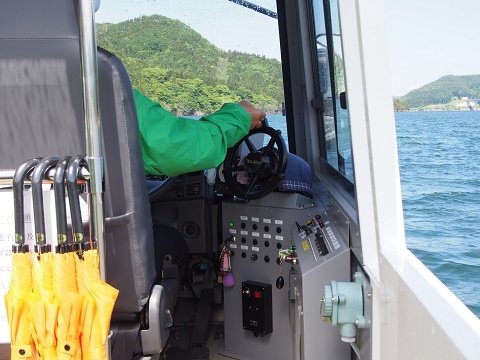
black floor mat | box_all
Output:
[173,297,199,325]
[166,295,226,359]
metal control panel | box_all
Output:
[291,210,351,360]
[291,212,348,271]
[221,192,350,360]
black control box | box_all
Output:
[242,281,273,334]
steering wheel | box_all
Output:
[222,125,288,200]
[146,175,178,202]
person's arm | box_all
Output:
[134,89,255,176]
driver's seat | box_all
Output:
[99,46,176,357]
[0,0,175,357]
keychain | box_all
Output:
[220,242,235,287]
[276,256,285,289]
[276,246,297,289]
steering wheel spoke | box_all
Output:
[245,137,258,153]
[262,136,276,156]
[245,174,260,198]
[266,165,277,175]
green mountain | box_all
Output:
[402,75,480,109]
[96,15,283,115]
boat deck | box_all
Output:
[165,297,230,360]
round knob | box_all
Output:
[251,253,258,261]
[323,285,334,316]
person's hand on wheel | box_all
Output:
[239,101,266,130]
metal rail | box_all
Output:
[227,0,278,19]
[77,1,110,359]
[0,168,91,186]
[78,0,106,282]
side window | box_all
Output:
[311,0,353,183]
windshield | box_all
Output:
[95,0,285,126]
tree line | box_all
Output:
[401,75,480,109]
[393,99,410,111]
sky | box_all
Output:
[384,0,480,96]
[96,0,281,59]
[96,0,480,97]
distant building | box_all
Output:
[456,97,479,110]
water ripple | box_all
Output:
[397,111,480,318]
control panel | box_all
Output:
[225,211,286,267]
[292,213,346,265]
[224,207,346,270]
[221,192,351,360]
[148,171,213,201]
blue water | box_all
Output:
[396,111,480,318]
[268,111,480,318]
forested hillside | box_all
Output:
[97,15,284,115]
[402,75,480,109]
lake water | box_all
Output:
[268,111,480,318]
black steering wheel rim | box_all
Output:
[222,125,288,200]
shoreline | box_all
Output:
[395,108,479,112]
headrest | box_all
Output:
[277,153,314,198]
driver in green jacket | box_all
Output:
[134,89,265,176]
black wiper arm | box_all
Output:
[227,0,277,19]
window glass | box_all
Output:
[311,0,353,182]
[95,0,287,144]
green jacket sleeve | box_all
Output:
[134,89,252,176]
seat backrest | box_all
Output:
[0,0,156,315]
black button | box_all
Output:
[64,344,71,351]
[241,222,246,229]
[242,252,246,258]
[252,224,258,230]
[264,241,270,247]
[241,237,246,243]
[19,349,25,356]
[264,256,270,263]
[253,239,258,245]
[264,226,270,232]
[276,227,282,234]
[277,242,282,249]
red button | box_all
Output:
[254,291,262,299]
